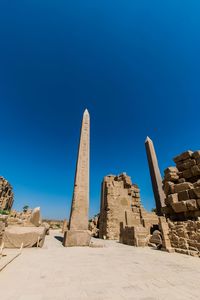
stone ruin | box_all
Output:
[88,214,99,237]
[0,206,49,249]
[163,150,200,219]
[99,173,159,246]
[162,150,200,257]
[0,176,14,211]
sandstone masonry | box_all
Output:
[162,150,200,257]
[99,173,158,246]
[0,176,14,211]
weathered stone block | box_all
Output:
[196,199,200,208]
[186,199,198,211]
[191,165,200,176]
[182,169,193,179]
[176,159,196,171]
[174,182,193,193]
[178,190,190,201]
[163,181,175,196]
[193,180,200,188]
[165,193,178,205]
[171,201,188,213]
[164,167,178,174]
[173,151,193,163]
[188,189,198,199]
[178,178,186,183]
[193,187,200,198]
[192,151,200,160]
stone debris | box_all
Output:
[99,173,159,247]
[0,176,14,211]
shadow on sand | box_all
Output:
[54,235,63,243]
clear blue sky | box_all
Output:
[0,1,200,219]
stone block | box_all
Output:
[163,181,175,196]
[178,178,186,183]
[194,180,200,188]
[188,189,197,199]
[164,167,178,174]
[63,230,91,247]
[178,190,190,201]
[191,165,200,176]
[171,201,188,213]
[182,169,193,179]
[192,151,200,160]
[176,159,196,171]
[165,173,179,182]
[193,187,200,198]
[196,199,200,208]
[174,182,193,193]
[186,199,198,211]
[165,193,178,205]
[173,151,193,163]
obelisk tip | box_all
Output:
[145,136,152,143]
[84,108,89,115]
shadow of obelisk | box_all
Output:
[145,136,165,216]
[63,109,91,246]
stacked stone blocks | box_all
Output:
[163,150,200,218]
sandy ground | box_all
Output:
[0,229,200,300]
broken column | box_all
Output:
[63,109,91,247]
[145,136,165,216]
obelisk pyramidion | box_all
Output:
[145,136,165,216]
[63,109,91,246]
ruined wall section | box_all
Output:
[99,173,141,240]
[162,150,200,257]
[168,220,200,257]
[163,150,200,219]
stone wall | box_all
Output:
[99,173,158,243]
[163,150,200,220]
[99,173,141,240]
[168,220,200,257]
[161,150,200,257]
[0,176,14,211]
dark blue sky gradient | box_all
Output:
[0,1,200,219]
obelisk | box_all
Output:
[145,136,165,216]
[63,109,91,246]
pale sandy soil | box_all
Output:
[0,230,200,300]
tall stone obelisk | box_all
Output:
[145,136,165,216]
[63,109,91,246]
